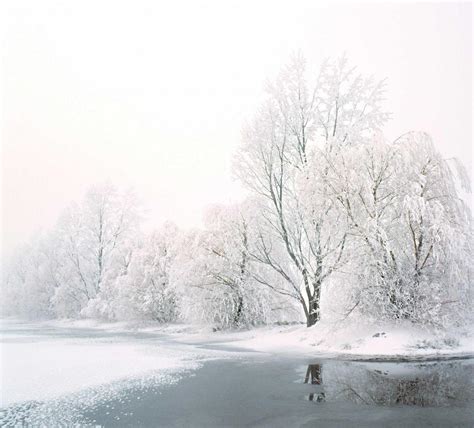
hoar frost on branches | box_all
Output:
[288,128,472,328]
[235,54,389,326]
[176,203,293,329]
[235,53,471,328]
[54,184,140,318]
[330,133,472,327]
[106,224,180,322]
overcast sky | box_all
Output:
[1,0,472,256]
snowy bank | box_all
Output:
[206,320,474,360]
[44,317,473,361]
[13,318,472,361]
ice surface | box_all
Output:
[0,319,236,408]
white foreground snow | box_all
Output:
[2,342,183,407]
[0,319,234,408]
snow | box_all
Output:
[33,318,473,361]
[2,342,180,407]
[0,319,235,408]
[205,319,474,360]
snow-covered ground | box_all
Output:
[0,319,240,409]
[113,318,473,360]
[1,317,472,410]
[17,316,473,360]
[208,319,474,360]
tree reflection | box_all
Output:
[304,364,325,402]
[303,361,473,407]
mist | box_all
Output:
[2,0,471,257]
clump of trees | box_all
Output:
[317,133,472,327]
[2,184,147,320]
[2,55,472,330]
[235,54,471,327]
[176,203,298,329]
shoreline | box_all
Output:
[2,318,472,362]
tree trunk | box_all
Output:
[306,282,321,327]
[306,301,320,327]
[233,290,244,326]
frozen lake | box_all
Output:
[1,321,473,427]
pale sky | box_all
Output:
[1,1,472,257]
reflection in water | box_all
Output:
[304,364,325,402]
[2,358,472,426]
[304,364,322,385]
[303,360,473,407]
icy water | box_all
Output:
[80,358,474,428]
[1,324,473,427]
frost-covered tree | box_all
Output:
[52,184,140,317]
[324,133,472,326]
[103,223,180,322]
[176,202,293,329]
[235,54,389,326]
[177,205,256,328]
[1,232,65,319]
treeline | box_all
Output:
[1,185,294,327]
[2,55,472,329]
